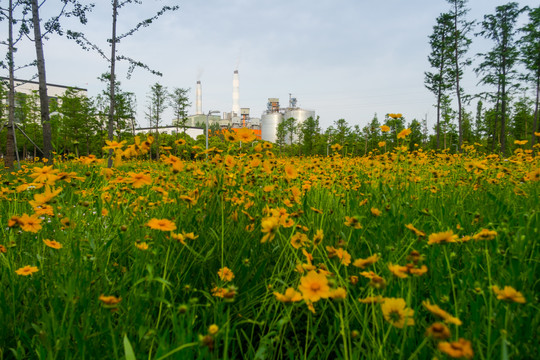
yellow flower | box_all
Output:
[491,285,526,303]
[514,140,528,145]
[388,263,409,278]
[344,216,362,229]
[405,223,425,238]
[291,232,309,249]
[426,322,451,340]
[329,287,347,300]
[438,338,474,359]
[29,165,59,183]
[15,265,39,276]
[217,267,235,282]
[274,288,303,303]
[99,294,122,305]
[261,216,279,243]
[472,229,497,241]
[147,218,177,232]
[370,207,381,217]
[102,140,126,151]
[312,229,324,247]
[236,127,257,142]
[127,172,152,188]
[358,295,384,304]
[298,270,331,302]
[135,242,149,250]
[397,128,411,139]
[352,254,380,269]
[428,230,457,245]
[43,239,62,249]
[378,141,386,147]
[381,297,414,328]
[380,125,390,132]
[208,324,219,335]
[18,213,42,233]
[284,164,298,179]
[422,300,462,325]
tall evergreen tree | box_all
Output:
[447,0,473,151]
[425,12,454,150]
[518,6,540,148]
[476,2,525,155]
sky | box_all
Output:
[7,0,539,131]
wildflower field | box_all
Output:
[0,137,539,359]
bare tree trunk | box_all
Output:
[107,0,118,168]
[31,0,52,162]
[4,0,16,169]
[532,75,539,150]
[453,1,463,153]
[500,63,507,156]
[492,81,501,152]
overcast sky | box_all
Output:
[8,0,539,131]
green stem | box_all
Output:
[443,246,459,337]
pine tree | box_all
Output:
[476,2,526,155]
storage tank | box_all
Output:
[261,112,283,143]
[282,108,316,144]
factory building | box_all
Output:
[261,96,315,144]
[180,70,314,143]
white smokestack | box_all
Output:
[232,70,240,116]
[196,81,202,115]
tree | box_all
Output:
[300,116,321,155]
[447,0,474,151]
[333,118,350,146]
[425,12,454,150]
[476,2,525,155]
[474,100,484,141]
[24,0,93,162]
[147,82,168,159]
[68,0,179,166]
[518,6,540,148]
[407,119,424,151]
[170,87,191,135]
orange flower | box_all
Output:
[147,218,177,232]
[217,267,235,282]
[43,239,62,249]
[298,270,331,302]
[274,288,303,303]
[15,265,39,276]
[438,338,474,359]
[380,125,390,132]
[491,285,526,303]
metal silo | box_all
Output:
[282,108,316,144]
[261,112,283,143]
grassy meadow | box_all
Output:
[0,133,539,359]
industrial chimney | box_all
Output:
[196,81,202,115]
[232,70,240,116]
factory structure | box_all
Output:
[181,70,315,143]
